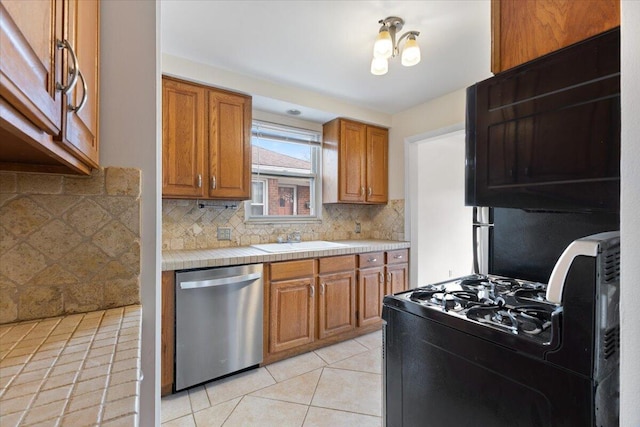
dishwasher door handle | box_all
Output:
[180,272,262,290]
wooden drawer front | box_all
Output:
[270,259,316,281]
[319,255,356,274]
[386,249,408,265]
[358,252,384,268]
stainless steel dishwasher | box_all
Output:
[175,264,263,391]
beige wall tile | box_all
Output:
[0,168,141,325]
[105,167,141,197]
[0,172,17,193]
[17,174,63,195]
[161,198,405,250]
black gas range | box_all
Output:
[382,232,620,427]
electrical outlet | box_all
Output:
[217,227,231,241]
[355,222,361,234]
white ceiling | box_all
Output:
[161,0,492,123]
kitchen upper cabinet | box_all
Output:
[357,253,385,327]
[268,260,316,354]
[318,256,356,339]
[162,78,206,198]
[0,0,100,174]
[491,0,620,74]
[162,76,251,200]
[323,118,388,204]
[385,249,409,295]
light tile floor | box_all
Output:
[161,330,383,427]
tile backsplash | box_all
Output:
[162,198,405,251]
[0,168,141,325]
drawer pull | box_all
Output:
[394,255,403,259]
[368,257,377,263]
[310,284,314,298]
[321,283,325,295]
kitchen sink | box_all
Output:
[251,240,348,253]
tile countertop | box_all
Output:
[162,239,411,271]
[0,305,142,426]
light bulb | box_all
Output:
[373,28,393,59]
[370,57,388,75]
[401,36,421,66]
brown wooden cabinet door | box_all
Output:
[161,271,175,396]
[208,90,251,199]
[491,0,620,73]
[270,277,315,353]
[339,120,367,202]
[318,271,356,339]
[358,267,384,327]
[59,0,99,167]
[162,78,206,198]
[0,0,63,136]
[386,263,408,295]
[366,126,388,203]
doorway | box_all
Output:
[407,129,473,286]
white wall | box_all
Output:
[620,2,640,425]
[390,88,469,200]
[100,2,160,425]
[409,131,472,286]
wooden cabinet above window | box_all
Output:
[322,118,388,204]
[491,0,620,74]
[162,76,251,200]
[0,0,100,175]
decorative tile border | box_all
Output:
[0,305,141,426]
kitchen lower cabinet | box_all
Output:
[357,253,385,327]
[318,256,356,339]
[385,249,409,295]
[161,271,175,396]
[268,260,316,354]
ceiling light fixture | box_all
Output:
[371,16,421,75]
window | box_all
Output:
[246,121,321,221]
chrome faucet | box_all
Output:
[287,231,301,243]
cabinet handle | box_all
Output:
[211,176,217,189]
[321,283,325,295]
[310,284,315,298]
[360,187,365,196]
[379,272,384,283]
[368,257,377,263]
[368,187,372,196]
[68,69,88,113]
[56,39,80,94]
[387,272,391,283]
[394,255,403,259]
[197,174,202,188]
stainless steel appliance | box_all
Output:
[382,232,620,426]
[175,264,263,391]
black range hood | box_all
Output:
[465,27,621,213]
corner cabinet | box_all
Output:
[0,0,99,174]
[162,76,251,200]
[491,0,620,73]
[322,118,388,204]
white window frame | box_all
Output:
[245,120,322,223]
[250,178,268,216]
